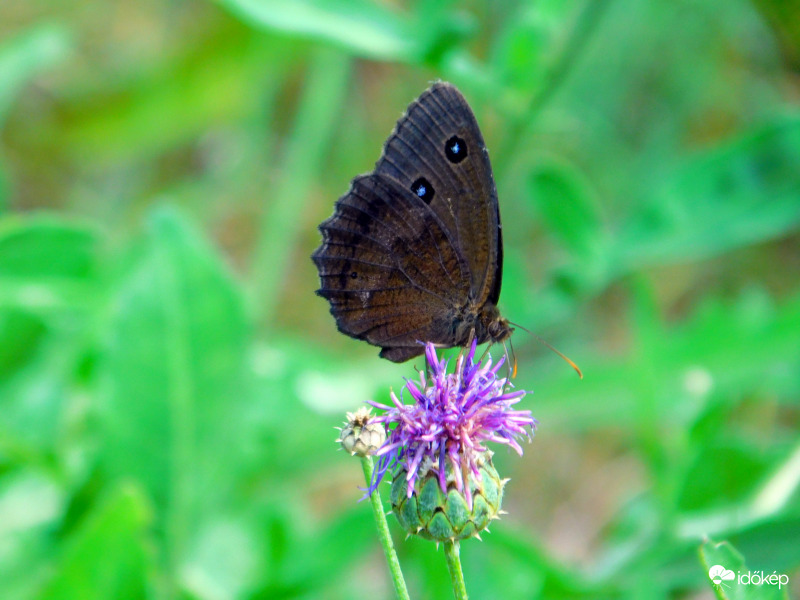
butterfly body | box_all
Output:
[312,82,511,362]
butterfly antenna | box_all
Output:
[509,321,583,379]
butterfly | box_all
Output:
[311,82,512,362]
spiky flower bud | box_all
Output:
[337,407,386,457]
[391,451,506,541]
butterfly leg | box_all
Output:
[478,329,495,364]
[457,328,477,366]
[502,339,517,383]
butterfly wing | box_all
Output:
[312,173,472,362]
[374,82,503,308]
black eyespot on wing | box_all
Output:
[444,135,467,163]
[411,177,435,204]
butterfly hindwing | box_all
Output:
[312,174,471,360]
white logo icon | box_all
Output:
[709,565,735,585]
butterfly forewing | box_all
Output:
[374,83,502,307]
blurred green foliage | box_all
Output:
[1,0,799,599]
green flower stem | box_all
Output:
[361,457,410,600]
[444,540,468,600]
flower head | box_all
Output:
[368,341,536,510]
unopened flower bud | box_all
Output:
[337,407,386,457]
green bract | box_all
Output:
[390,453,505,542]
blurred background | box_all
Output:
[1,0,799,598]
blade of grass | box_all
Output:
[249,47,350,325]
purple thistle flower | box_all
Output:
[367,340,536,510]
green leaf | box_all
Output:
[218,0,418,61]
[0,217,100,448]
[677,442,774,512]
[0,471,64,599]
[616,117,800,271]
[0,308,75,450]
[530,161,603,259]
[700,539,790,600]
[98,206,249,566]
[0,217,97,280]
[0,216,100,313]
[37,484,152,600]
[0,309,46,381]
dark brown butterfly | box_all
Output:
[312,82,512,362]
